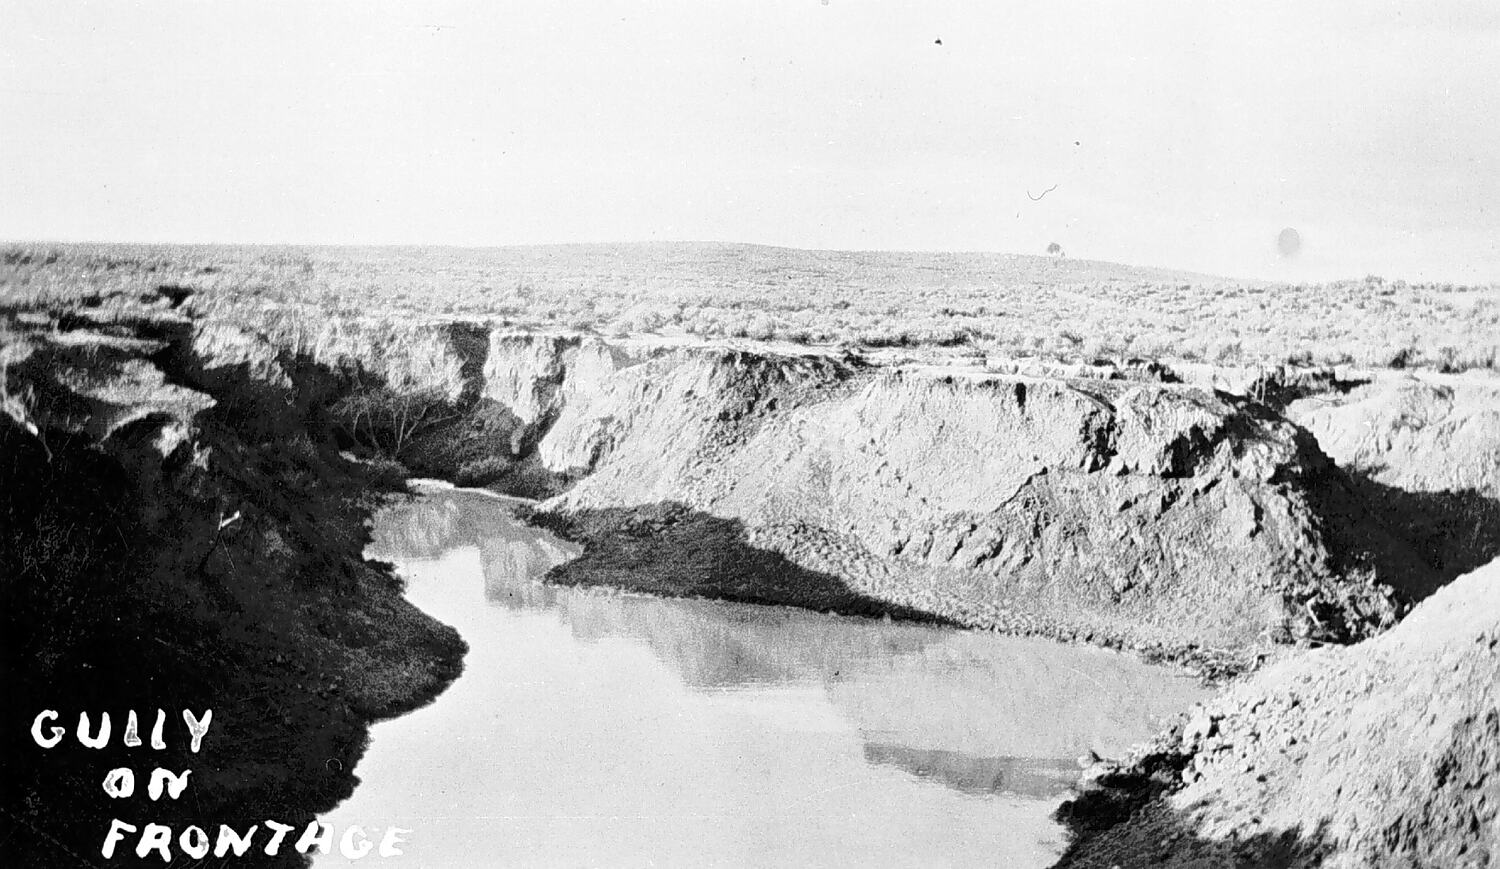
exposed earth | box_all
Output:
[1055,558,1499,868]
[2,245,1497,866]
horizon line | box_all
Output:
[4,236,1495,287]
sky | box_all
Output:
[3,0,1498,282]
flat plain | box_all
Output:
[4,241,1497,374]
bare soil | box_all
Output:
[1055,558,1500,868]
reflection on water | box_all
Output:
[861,744,1081,800]
[317,486,1208,868]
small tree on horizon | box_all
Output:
[1046,242,1065,262]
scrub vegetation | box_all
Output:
[5,241,1497,373]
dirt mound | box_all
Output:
[469,333,1424,658]
[1055,557,1500,868]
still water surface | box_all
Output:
[316,486,1207,868]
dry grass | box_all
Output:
[3,242,1496,372]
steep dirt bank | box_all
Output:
[498,335,1435,660]
[1039,369,1500,866]
[0,295,465,867]
[1053,557,1500,868]
[226,313,1441,662]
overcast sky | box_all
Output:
[3,1,1498,281]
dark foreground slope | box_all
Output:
[0,296,465,867]
[1055,557,1500,868]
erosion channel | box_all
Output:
[313,484,1208,868]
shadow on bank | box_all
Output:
[525,501,956,625]
[1347,469,1500,600]
[1051,761,1334,868]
